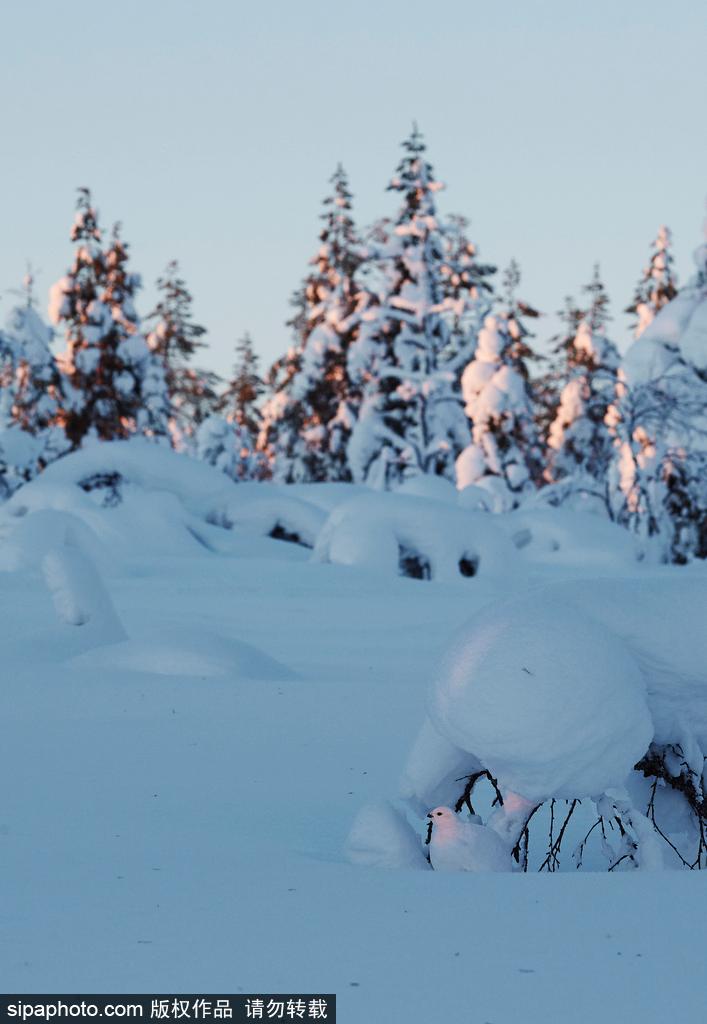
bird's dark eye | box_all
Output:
[436,811,442,816]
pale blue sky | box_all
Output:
[1,0,705,376]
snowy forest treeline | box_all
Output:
[1,127,705,564]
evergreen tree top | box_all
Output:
[71,187,101,247]
[146,259,206,362]
[497,260,540,368]
[551,272,617,375]
[217,332,264,432]
[387,124,444,220]
[551,295,585,356]
[582,263,611,333]
[552,270,611,358]
[500,260,540,324]
[104,223,141,329]
[625,226,678,330]
[324,163,353,212]
[49,187,107,335]
[313,164,362,284]
[15,265,38,310]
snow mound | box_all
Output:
[0,505,127,648]
[285,482,369,512]
[1,475,218,560]
[42,543,127,643]
[457,475,515,513]
[0,507,111,574]
[220,492,326,549]
[499,507,639,568]
[406,576,707,811]
[71,626,297,681]
[427,593,653,801]
[345,801,429,870]
[312,492,515,582]
[543,577,707,760]
[395,474,458,504]
[399,718,482,816]
[4,440,325,556]
[38,437,237,519]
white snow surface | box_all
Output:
[72,627,297,682]
[2,445,707,1022]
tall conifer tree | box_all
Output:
[146,260,219,446]
[259,165,367,482]
[547,266,619,488]
[51,191,169,446]
[347,126,486,488]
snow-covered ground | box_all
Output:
[1,443,706,1022]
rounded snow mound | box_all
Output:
[11,439,326,554]
[498,507,639,568]
[38,437,237,517]
[395,474,458,504]
[312,491,516,582]
[71,626,297,681]
[220,492,326,549]
[428,593,653,801]
[345,801,429,870]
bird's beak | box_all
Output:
[426,812,433,819]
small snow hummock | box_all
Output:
[42,542,126,644]
[345,801,429,870]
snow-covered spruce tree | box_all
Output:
[625,226,678,339]
[546,266,619,495]
[532,296,583,455]
[194,413,259,482]
[7,273,64,437]
[347,126,485,488]
[439,214,496,363]
[257,289,305,480]
[210,333,269,480]
[49,188,108,446]
[102,224,170,441]
[258,165,367,482]
[0,321,29,497]
[217,332,264,435]
[607,227,707,562]
[50,191,169,447]
[0,273,69,486]
[145,260,219,448]
[455,263,543,506]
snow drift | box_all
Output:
[312,491,516,581]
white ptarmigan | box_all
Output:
[427,806,511,872]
